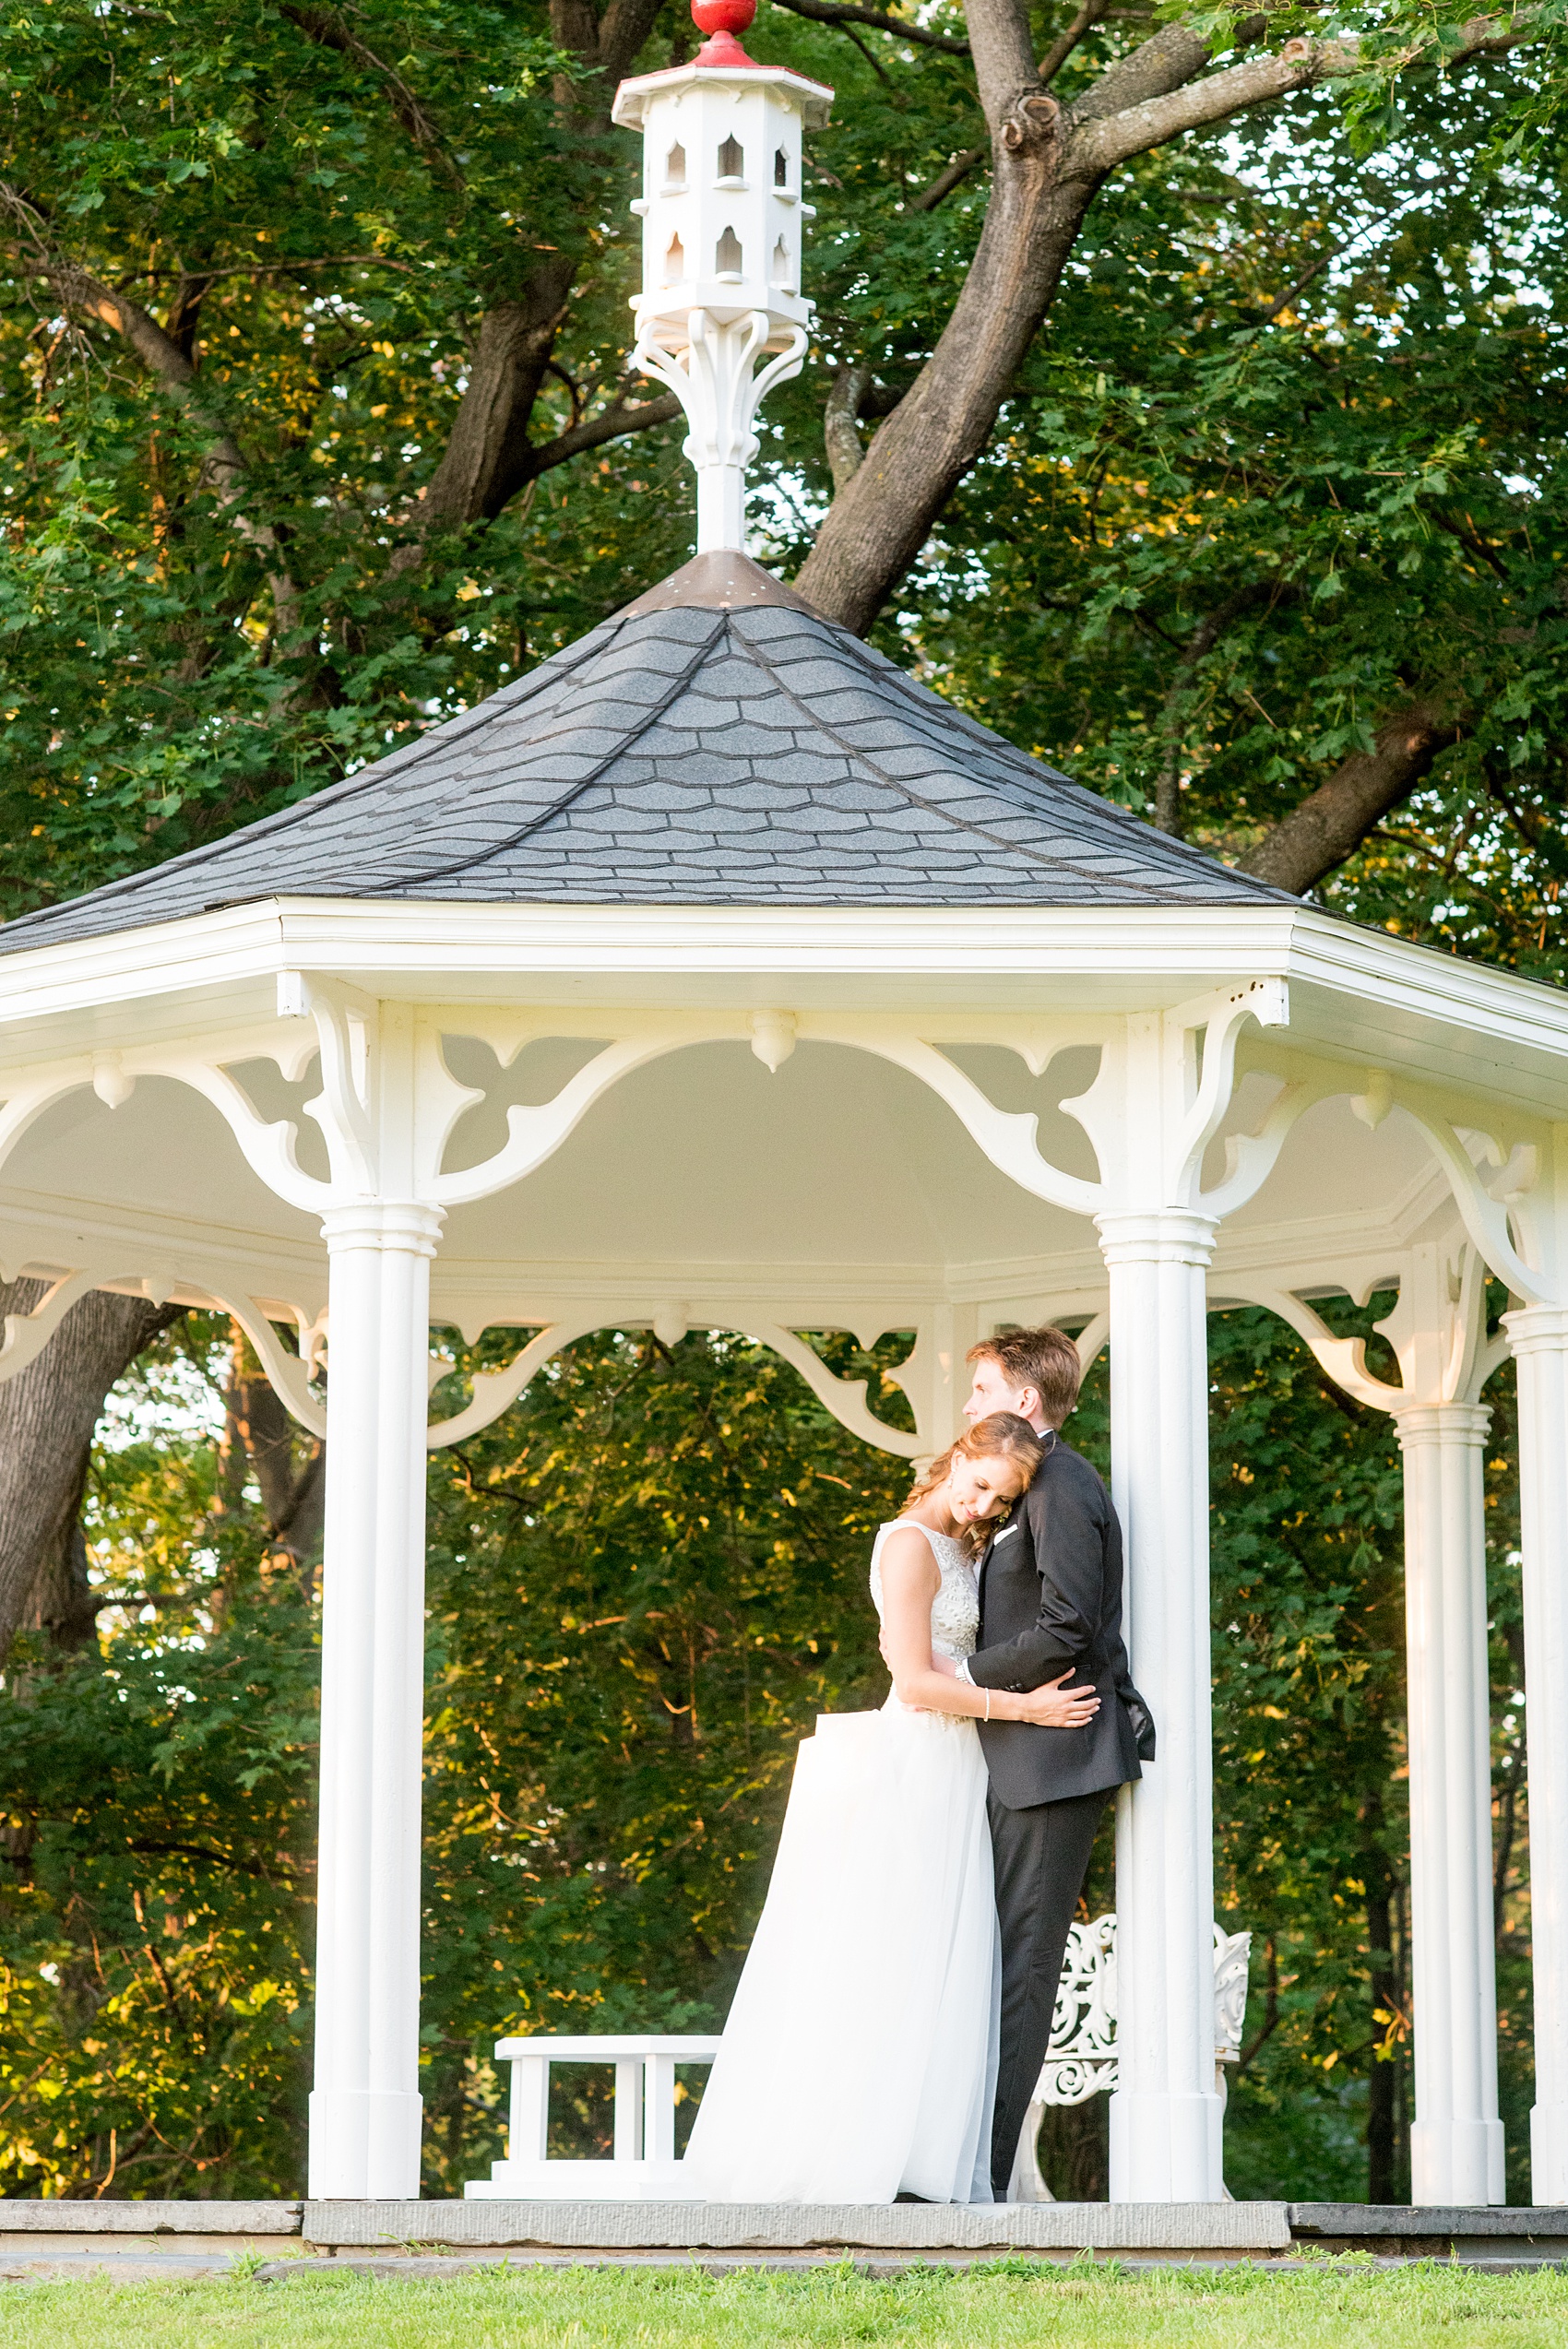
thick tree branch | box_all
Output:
[1076,13,1544,173]
[797,75,1076,629]
[394,0,671,555]
[395,320,683,551]
[1240,704,1464,894]
[1072,38,1348,174]
[394,261,577,555]
[1066,17,1212,123]
[1038,0,1111,89]
[528,387,682,474]
[797,0,1546,635]
[771,0,970,53]
[593,0,671,87]
[967,0,1044,118]
[825,363,874,492]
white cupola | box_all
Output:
[613,0,833,552]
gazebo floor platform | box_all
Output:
[3,2200,1568,2278]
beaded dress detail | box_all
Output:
[870,1520,979,1665]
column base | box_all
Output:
[308,2089,423,2200]
[1108,2089,1225,2203]
[1532,2102,1568,2205]
[1410,2116,1505,2206]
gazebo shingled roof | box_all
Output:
[0,554,1288,956]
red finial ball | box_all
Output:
[692,0,760,65]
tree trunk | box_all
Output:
[0,1282,184,1661]
[793,12,1227,633]
[399,260,578,550]
[797,99,1097,634]
[824,363,874,495]
[220,1324,327,1575]
[19,1517,99,1655]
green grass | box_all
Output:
[2,2263,1566,2348]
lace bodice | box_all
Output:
[869,1520,980,1662]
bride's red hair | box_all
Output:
[902,1413,1045,1556]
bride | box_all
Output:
[683,1412,1101,2205]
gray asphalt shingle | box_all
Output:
[0,556,1289,955]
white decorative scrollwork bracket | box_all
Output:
[0,1269,113,1379]
[422,1312,923,1458]
[634,312,808,555]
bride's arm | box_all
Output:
[879,1529,1100,1726]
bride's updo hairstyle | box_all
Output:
[903,1413,1045,1557]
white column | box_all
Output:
[1099,1209,1225,2202]
[1505,1305,1568,2201]
[1396,1402,1505,2204]
[308,1200,444,2200]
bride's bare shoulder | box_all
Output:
[877,1521,940,1587]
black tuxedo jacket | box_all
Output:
[966,1435,1156,1811]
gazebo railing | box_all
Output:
[466,2033,721,2201]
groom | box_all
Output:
[956,1325,1156,2200]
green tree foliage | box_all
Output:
[416,1323,920,2188]
[0,1331,318,2195]
[0,0,686,909]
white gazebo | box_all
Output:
[3,0,1566,2214]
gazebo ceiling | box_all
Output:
[0,553,1288,961]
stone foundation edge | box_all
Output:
[0,2201,302,2235]
[1290,2202,1568,2237]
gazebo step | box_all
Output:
[303,2199,1292,2252]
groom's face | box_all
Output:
[963,1355,1042,1431]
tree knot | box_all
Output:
[1002,91,1061,154]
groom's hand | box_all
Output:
[1016,1669,1100,1729]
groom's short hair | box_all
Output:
[968,1324,1083,1429]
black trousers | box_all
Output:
[988,1784,1111,2198]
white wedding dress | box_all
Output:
[683,1520,999,2203]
